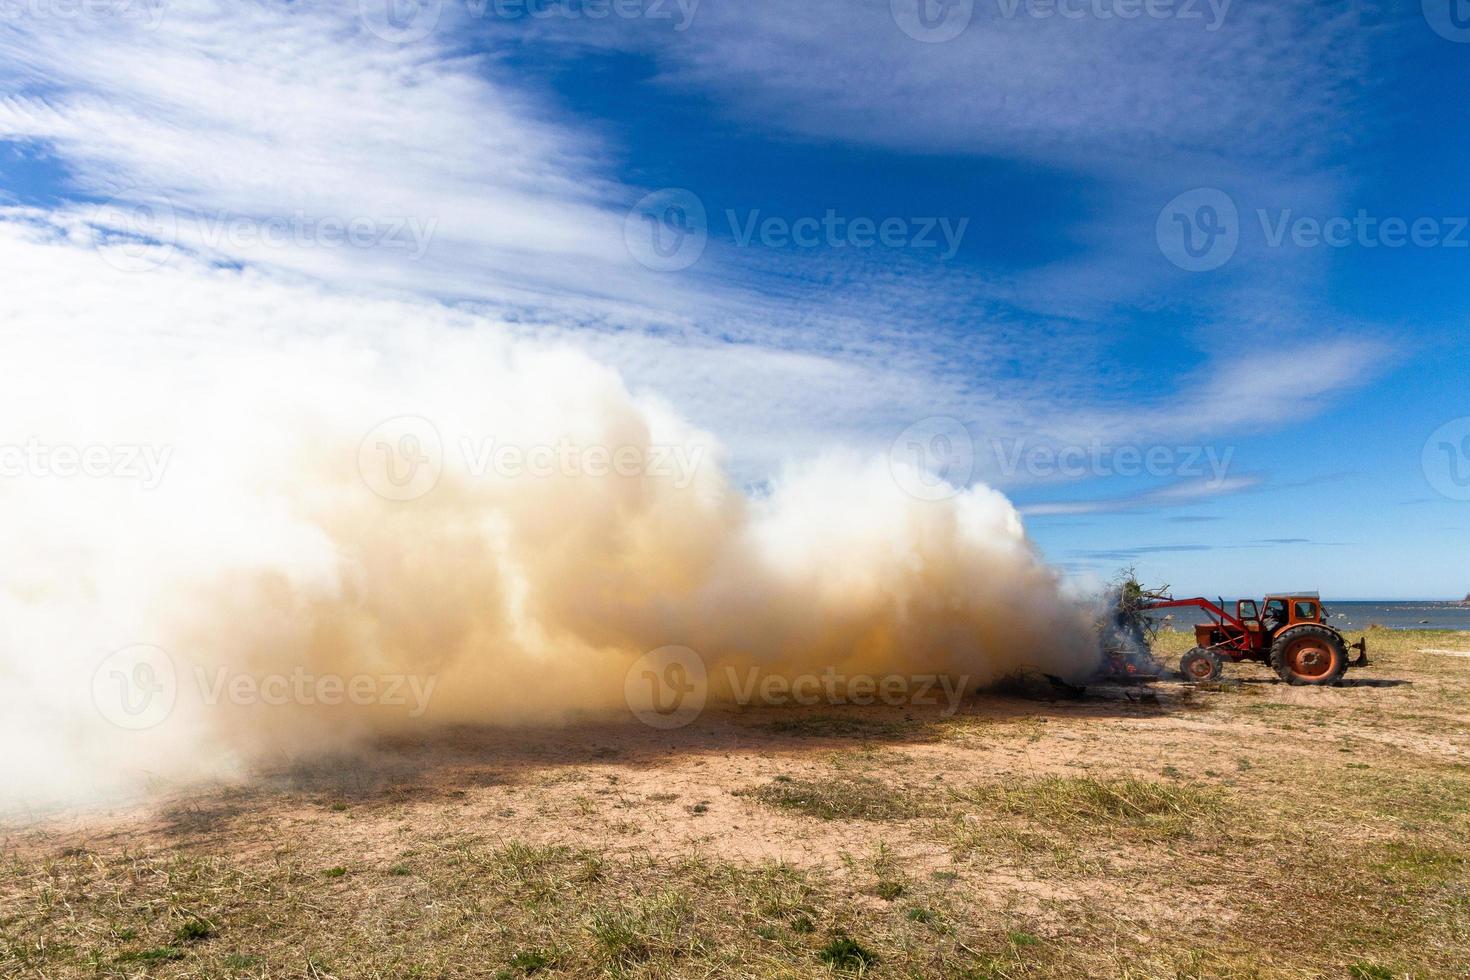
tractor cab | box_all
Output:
[1261,592,1322,636]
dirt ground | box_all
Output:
[5,628,1470,978]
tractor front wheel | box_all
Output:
[1179,647,1222,683]
[1269,626,1348,686]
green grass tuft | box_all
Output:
[115,946,184,963]
[507,947,556,974]
[818,933,877,972]
[875,880,905,901]
[173,918,212,943]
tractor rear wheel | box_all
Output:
[1269,626,1348,686]
[1179,647,1222,683]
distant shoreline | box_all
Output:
[1144,599,1470,631]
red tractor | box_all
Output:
[1143,592,1369,685]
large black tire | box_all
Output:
[1269,625,1348,686]
[1179,647,1222,683]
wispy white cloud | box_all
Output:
[510,0,1378,170]
[0,1,673,309]
[1019,474,1263,516]
[0,1,1388,482]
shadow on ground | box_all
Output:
[165,680,1202,814]
[12,670,1407,853]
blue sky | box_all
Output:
[0,0,1466,598]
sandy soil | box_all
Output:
[4,629,1470,978]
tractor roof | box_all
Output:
[1263,591,1321,600]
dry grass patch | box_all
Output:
[738,774,937,822]
[0,842,1037,978]
[958,776,1224,837]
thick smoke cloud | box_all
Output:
[0,244,1095,811]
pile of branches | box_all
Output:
[1097,569,1171,676]
[1112,570,1173,643]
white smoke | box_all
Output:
[0,220,1096,811]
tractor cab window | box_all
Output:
[1238,600,1260,623]
[1294,600,1319,622]
[1263,599,1288,626]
